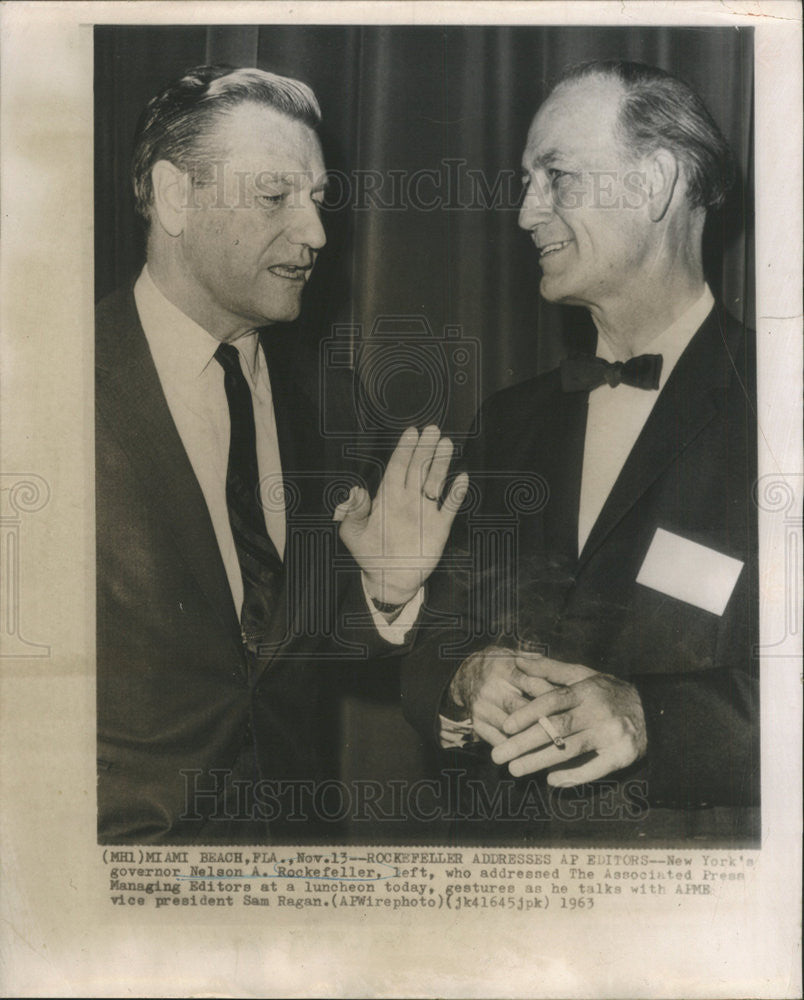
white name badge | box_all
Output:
[636,528,744,616]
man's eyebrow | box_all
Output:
[281,172,330,193]
[522,147,569,170]
[262,171,329,189]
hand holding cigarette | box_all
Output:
[489,654,648,787]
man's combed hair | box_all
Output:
[553,60,736,211]
[131,65,322,224]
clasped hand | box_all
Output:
[333,426,469,606]
[453,646,647,787]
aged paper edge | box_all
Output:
[1,2,801,997]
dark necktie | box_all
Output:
[214,342,283,654]
[560,353,663,392]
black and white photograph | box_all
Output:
[1,2,801,997]
[95,23,758,847]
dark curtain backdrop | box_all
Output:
[95,24,754,437]
[94,25,754,815]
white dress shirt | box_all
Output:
[135,266,285,612]
[134,265,421,641]
[577,285,715,553]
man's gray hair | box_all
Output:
[131,64,322,224]
[553,60,736,211]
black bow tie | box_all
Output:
[560,353,663,392]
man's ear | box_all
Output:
[151,160,190,237]
[645,148,679,222]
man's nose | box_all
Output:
[288,196,327,251]
[518,174,553,231]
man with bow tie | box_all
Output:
[402,60,758,839]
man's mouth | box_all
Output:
[267,264,311,281]
[537,239,572,258]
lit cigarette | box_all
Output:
[538,716,566,749]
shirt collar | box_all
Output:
[134,265,263,385]
[595,284,715,390]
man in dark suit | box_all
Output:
[96,65,466,844]
[402,61,758,842]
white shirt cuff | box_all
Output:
[361,575,424,645]
[439,715,477,749]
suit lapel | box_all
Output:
[577,307,735,571]
[96,287,242,643]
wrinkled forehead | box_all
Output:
[522,77,626,168]
[214,102,326,180]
